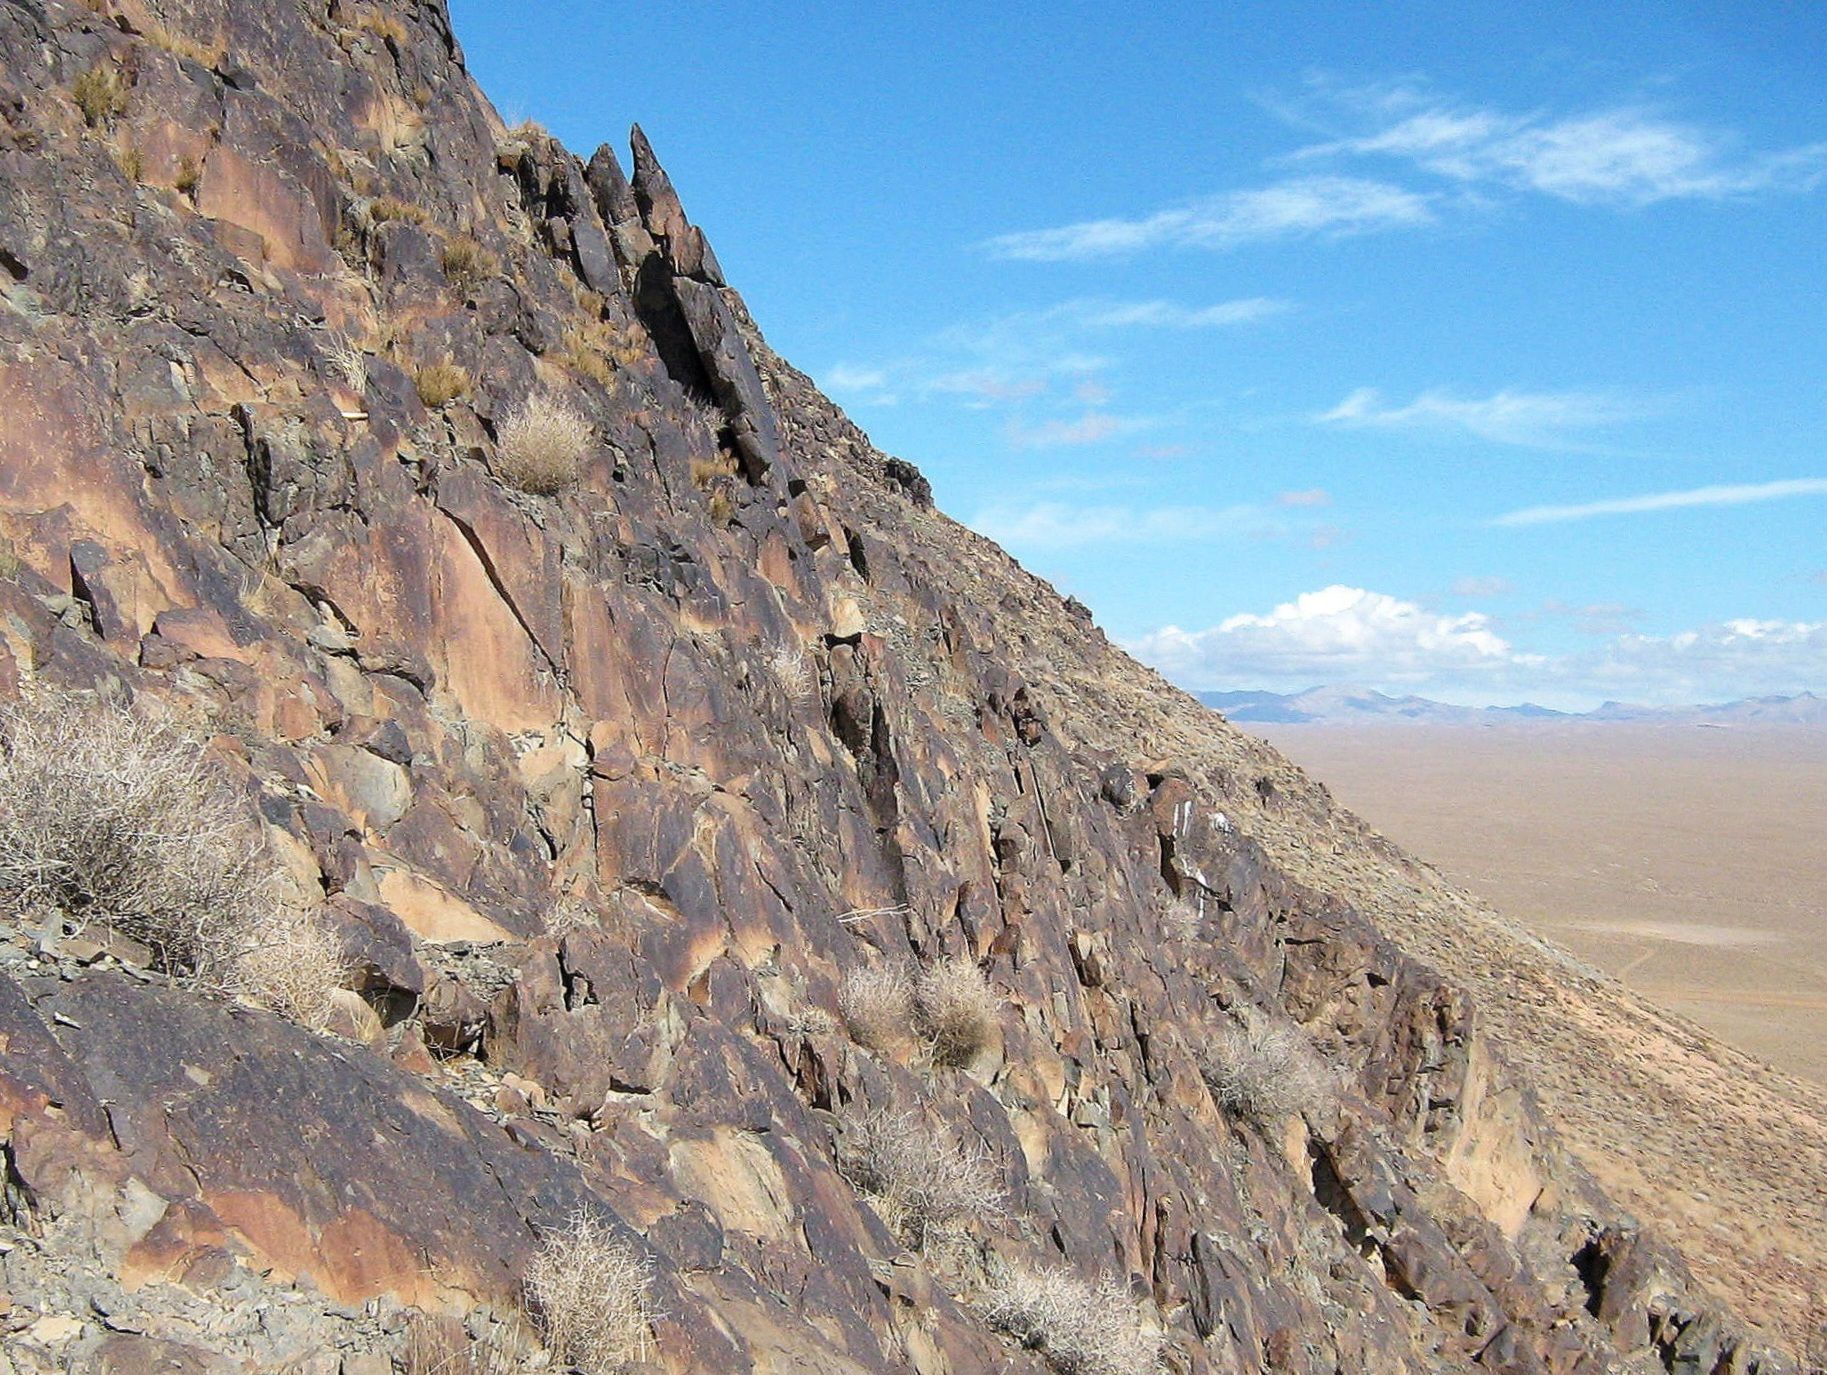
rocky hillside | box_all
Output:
[0,2,1815,1372]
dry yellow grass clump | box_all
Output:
[523,1211,653,1374]
[981,1262,1164,1375]
[494,391,592,495]
[838,1108,1003,1249]
[914,956,998,1067]
[416,360,471,408]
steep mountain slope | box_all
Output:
[0,2,1814,1372]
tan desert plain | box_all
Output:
[1253,720,1827,1086]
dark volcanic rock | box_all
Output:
[0,1,1790,1372]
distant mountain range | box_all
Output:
[1197,686,1827,727]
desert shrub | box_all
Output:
[494,391,591,495]
[839,1108,1003,1249]
[323,335,369,395]
[441,233,498,293]
[769,644,816,704]
[402,1311,533,1375]
[73,63,128,127]
[837,963,914,1054]
[1199,1006,1337,1124]
[233,903,348,1030]
[371,195,430,226]
[416,359,471,408]
[144,22,225,68]
[914,957,998,1067]
[0,690,272,984]
[523,1211,653,1375]
[981,1262,1163,1375]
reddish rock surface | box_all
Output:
[0,1,1799,1372]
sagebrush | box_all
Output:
[1200,1005,1337,1124]
[0,691,269,983]
[838,1108,1003,1249]
[523,1211,653,1374]
[981,1262,1163,1375]
[914,957,998,1067]
[837,963,914,1054]
[494,391,591,494]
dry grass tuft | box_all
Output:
[1199,1005,1337,1124]
[981,1262,1163,1375]
[523,1211,653,1375]
[73,63,128,128]
[0,690,272,985]
[494,391,592,495]
[233,903,348,1031]
[915,957,998,1067]
[415,360,471,408]
[144,21,225,69]
[371,195,430,226]
[839,1108,1003,1249]
[560,320,649,388]
[441,233,499,294]
[769,644,816,704]
[323,335,369,395]
[838,963,914,1055]
[402,1311,534,1375]
[354,10,408,45]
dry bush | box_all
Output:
[354,9,408,44]
[416,360,471,408]
[839,1108,1003,1250]
[144,22,225,68]
[1199,1006,1337,1124]
[837,963,914,1054]
[523,1211,653,1375]
[372,195,430,226]
[402,1311,534,1375]
[323,335,369,395]
[441,233,499,293]
[769,644,816,704]
[494,391,591,495]
[73,63,127,127]
[981,1262,1163,1375]
[233,904,348,1030]
[0,691,272,984]
[915,957,998,1068]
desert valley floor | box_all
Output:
[1256,722,1827,1086]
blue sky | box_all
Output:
[450,2,1827,709]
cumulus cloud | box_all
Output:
[1492,477,1827,526]
[1126,585,1827,707]
[1287,84,1827,206]
[1317,386,1642,447]
[981,177,1434,261]
[1130,586,1529,691]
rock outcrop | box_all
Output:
[0,2,1806,1372]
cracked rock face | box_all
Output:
[0,2,1794,1373]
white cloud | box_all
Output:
[1451,575,1514,598]
[1289,86,1827,206]
[1127,585,1827,708]
[1004,412,1148,449]
[1277,488,1332,508]
[1493,477,1827,526]
[1130,586,1529,689]
[824,364,890,396]
[1318,385,1641,447]
[981,176,1434,261]
[969,501,1264,550]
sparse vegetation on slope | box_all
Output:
[523,1211,653,1375]
[494,391,591,494]
[981,1263,1163,1375]
[838,1108,1003,1249]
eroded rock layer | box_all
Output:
[0,1,1796,1372]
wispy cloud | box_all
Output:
[1286,82,1827,206]
[821,295,1289,413]
[969,500,1266,550]
[1493,477,1827,526]
[981,176,1434,262]
[1004,412,1151,449]
[1451,575,1514,598]
[1277,488,1332,508]
[1317,385,1643,447]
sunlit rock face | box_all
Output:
[0,2,1786,1372]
